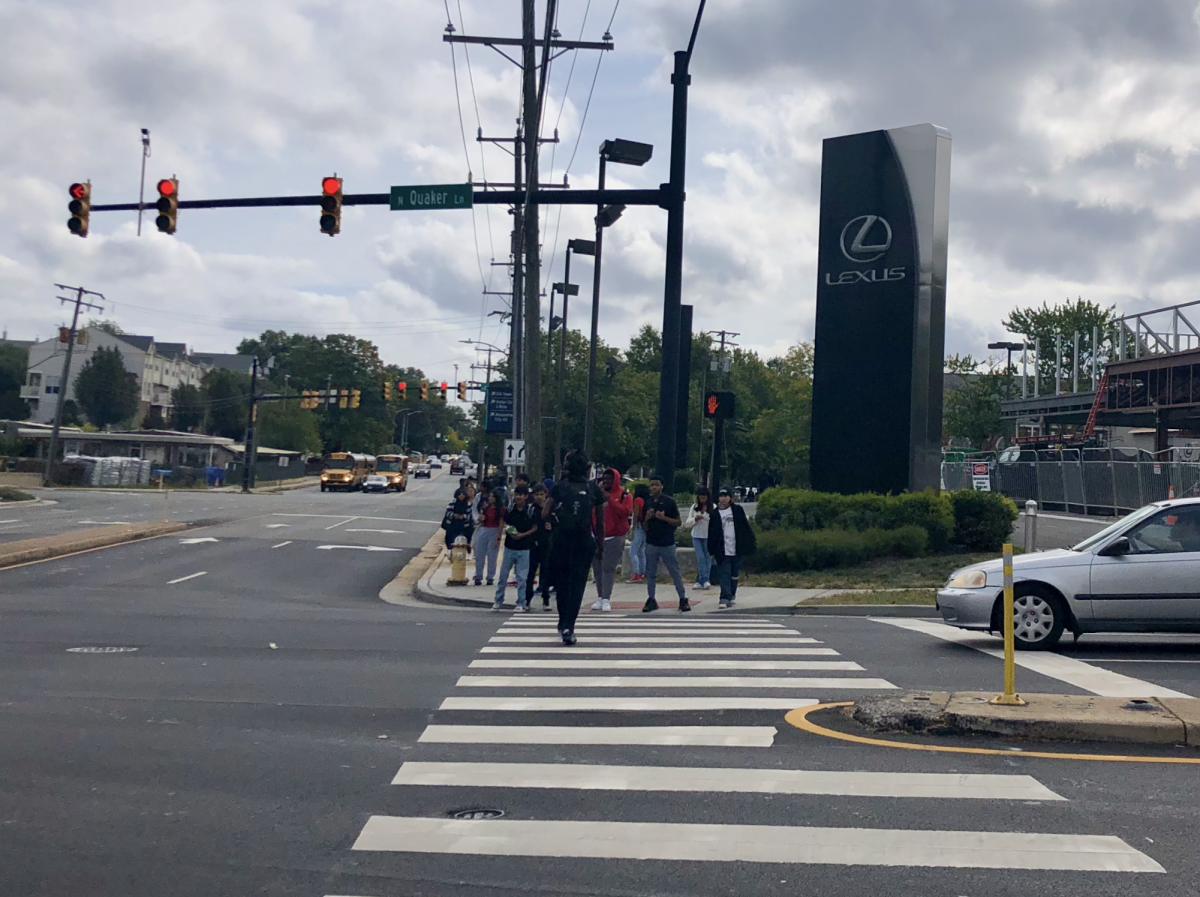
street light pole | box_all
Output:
[137,129,150,236]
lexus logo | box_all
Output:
[840,215,892,264]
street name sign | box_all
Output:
[390,184,473,211]
[503,439,526,467]
[485,382,514,434]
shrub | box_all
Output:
[0,486,34,502]
[755,488,954,550]
[949,490,1018,551]
[748,525,927,572]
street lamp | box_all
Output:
[550,238,593,477]
[988,340,1026,400]
[585,138,654,455]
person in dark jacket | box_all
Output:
[526,482,555,611]
[442,488,473,550]
[708,487,756,608]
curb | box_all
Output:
[0,520,192,569]
[380,531,451,606]
[791,604,939,617]
[413,553,496,609]
[852,690,1200,747]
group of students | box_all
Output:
[442,451,756,645]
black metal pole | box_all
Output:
[554,249,572,479]
[655,50,691,480]
[584,156,606,456]
[711,416,724,493]
[675,304,693,469]
[241,357,259,493]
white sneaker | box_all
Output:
[591,599,604,611]
[692,582,703,590]
[601,599,611,612]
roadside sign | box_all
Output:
[972,475,991,492]
[503,439,526,467]
[972,463,989,476]
[390,184,473,211]
[485,382,514,434]
[1153,463,1162,475]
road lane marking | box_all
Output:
[167,571,207,584]
[417,725,777,747]
[1082,659,1200,663]
[391,761,1065,800]
[77,520,130,525]
[501,620,783,627]
[273,514,440,523]
[478,646,837,655]
[873,618,1192,698]
[264,523,291,529]
[346,528,405,534]
[317,545,404,552]
[497,628,798,636]
[469,659,863,671]
[439,697,818,711]
[178,537,219,545]
[271,541,292,549]
[490,636,819,644]
[351,816,1163,872]
[324,517,357,530]
[457,675,896,689]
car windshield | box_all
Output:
[1072,503,1163,552]
[324,458,355,470]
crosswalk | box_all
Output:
[330,615,1165,892]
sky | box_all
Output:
[4,0,1200,385]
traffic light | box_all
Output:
[338,389,349,409]
[420,381,429,401]
[320,176,342,236]
[703,390,735,421]
[155,178,178,234]
[383,381,392,402]
[457,381,468,401]
[397,380,407,401]
[300,390,313,409]
[439,382,448,402]
[350,389,361,409]
[67,181,91,237]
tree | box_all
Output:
[943,354,1007,449]
[74,346,139,427]
[202,368,249,440]
[0,344,29,420]
[1002,297,1116,391]
[170,384,205,431]
[257,401,322,454]
[86,318,124,335]
[143,406,165,429]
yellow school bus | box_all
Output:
[320,452,371,492]
[375,453,409,492]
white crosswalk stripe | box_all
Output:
[335,616,1164,881]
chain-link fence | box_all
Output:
[943,450,1200,515]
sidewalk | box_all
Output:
[414,551,933,615]
[0,520,190,569]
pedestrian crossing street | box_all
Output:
[329,616,1164,893]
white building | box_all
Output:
[20,328,209,425]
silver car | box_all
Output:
[938,498,1200,650]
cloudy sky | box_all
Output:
[4,0,1200,383]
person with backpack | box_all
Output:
[492,485,539,612]
[526,483,554,611]
[626,482,650,583]
[641,474,689,614]
[442,488,473,551]
[590,467,632,613]
[543,449,606,644]
[708,487,757,608]
[685,486,713,591]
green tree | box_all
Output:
[257,401,323,454]
[74,346,139,427]
[0,344,29,420]
[943,354,1007,448]
[202,368,249,440]
[1002,297,1116,391]
[86,319,124,335]
[170,384,205,431]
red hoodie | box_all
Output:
[596,467,633,539]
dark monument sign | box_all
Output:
[810,124,951,494]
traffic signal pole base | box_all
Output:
[988,693,1027,706]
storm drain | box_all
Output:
[66,646,140,654]
[449,807,505,820]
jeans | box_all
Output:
[628,525,647,576]
[692,536,712,586]
[645,543,686,603]
[473,526,500,581]
[526,541,550,606]
[715,555,742,602]
[552,533,596,632]
[494,548,531,606]
[591,533,626,600]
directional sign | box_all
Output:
[390,184,473,211]
[503,439,526,467]
[485,381,514,434]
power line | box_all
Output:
[444,1,489,293]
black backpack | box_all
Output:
[555,480,596,535]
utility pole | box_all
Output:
[240,355,273,493]
[512,123,524,446]
[44,285,104,486]
[471,347,496,478]
[706,328,738,492]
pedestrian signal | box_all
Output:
[320,176,342,235]
[155,178,178,234]
[397,380,407,401]
[420,382,429,401]
[350,389,361,409]
[457,381,468,401]
[703,390,735,421]
[68,181,91,237]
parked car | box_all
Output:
[413,464,432,479]
[938,498,1200,649]
[362,473,390,493]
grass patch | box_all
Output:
[800,589,937,607]
[743,552,998,590]
[0,486,35,502]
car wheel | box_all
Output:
[1010,588,1065,650]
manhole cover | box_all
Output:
[449,807,505,820]
[66,646,139,654]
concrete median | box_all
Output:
[0,521,191,569]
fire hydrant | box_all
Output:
[446,535,470,586]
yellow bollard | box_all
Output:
[990,541,1026,706]
[446,535,470,586]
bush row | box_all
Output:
[756,489,955,550]
[947,490,1018,551]
[747,525,929,572]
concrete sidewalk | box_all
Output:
[0,520,191,569]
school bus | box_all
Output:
[319,452,372,491]
[375,453,409,492]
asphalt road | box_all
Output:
[2,474,1200,896]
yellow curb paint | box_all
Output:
[784,702,1200,765]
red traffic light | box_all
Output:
[69,182,88,200]
[397,381,406,390]
[322,177,341,195]
[156,178,176,196]
[440,382,447,389]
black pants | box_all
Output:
[551,533,595,632]
[526,541,550,606]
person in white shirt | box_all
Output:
[684,487,713,590]
[706,487,757,609]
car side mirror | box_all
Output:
[1100,536,1132,558]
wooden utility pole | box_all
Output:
[44,284,104,486]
